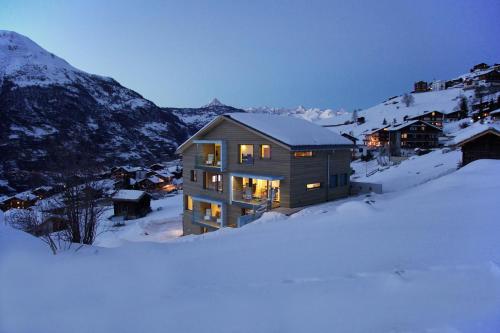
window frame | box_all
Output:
[260,144,271,159]
[294,151,314,158]
[190,170,197,182]
[239,144,255,164]
[306,182,322,190]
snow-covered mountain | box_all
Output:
[0,30,189,192]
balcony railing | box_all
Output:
[193,209,222,229]
[195,155,222,169]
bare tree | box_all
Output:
[402,93,415,107]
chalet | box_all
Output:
[450,124,500,166]
[149,163,165,171]
[388,120,442,156]
[363,127,390,148]
[111,166,143,180]
[1,192,38,211]
[470,63,489,72]
[431,80,446,91]
[445,78,463,89]
[444,109,468,122]
[112,190,151,220]
[137,176,164,190]
[175,113,354,235]
[477,69,500,84]
[32,186,54,200]
[414,81,429,93]
[409,111,445,128]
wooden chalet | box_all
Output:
[477,69,500,83]
[137,176,165,190]
[1,192,38,211]
[32,186,54,200]
[414,81,429,93]
[149,163,165,171]
[470,63,490,72]
[389,120,442,156]
[409,111,445,128]
[363,127,390,148]
[451,125,500,166]
[112,190,151,220]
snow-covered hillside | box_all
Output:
[2,160,500,333]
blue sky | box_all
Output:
[1,0,499,109]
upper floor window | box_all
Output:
[190,170,197,182]
[203,172,223,192]
[239,144,254,164]
[260,144,271,159]
[294,151,313,158]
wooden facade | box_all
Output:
[414,81,429,93]
[177,116,353,235]
[112,192,151,220]
[364,127,390,148]
[456,129,500,166]
[389,120,442,156]
[409,111,445,128]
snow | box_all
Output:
[95,194,183,248]
[204,97,225,107]
[226,113,353,146]
[1,160,500,332]
[448,121,500,146]
[352,149,461,192]
[112,189,147,201]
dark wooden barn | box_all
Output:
[454,127,500,166]
[112,190,152,220]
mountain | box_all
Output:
[163,98,245,134]
[0,30,189,193]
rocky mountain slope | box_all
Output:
[0,30,189,192]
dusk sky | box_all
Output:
[1,0,499,110]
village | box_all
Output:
[2,62,499,243]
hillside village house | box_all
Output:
[389,120,442,156]
[112,190,151,220]
[409,111,445,128]
[363,126,390,148]
[451,124,500,166]
[414,81,429,93]
[176,114,354,235]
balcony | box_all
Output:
[194,140,226,171]
[191,195,225,229]
[230,172,283,210]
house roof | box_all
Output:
[448,122,500,146]
[175,114,353,153]
[389,120,442,132]
[112,190,147,202]
[409,110,444,119]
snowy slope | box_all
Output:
[1,160,500,333]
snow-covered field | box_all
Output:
[1,160,500,333]
[352,149,462,192]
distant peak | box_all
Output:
[204,98,225,107]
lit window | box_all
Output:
[294,151,313,157]
[260,144,271,159]
[239,145,254,164]
[306,182,321,190]
[401,133,407,139]
[186,195,193,211]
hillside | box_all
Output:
[1,160,499,333]
[0,30,192,193]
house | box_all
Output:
[388,120,442,156]
[175,113,354,235]
[444,109,468,122]
[409,111,445,128]
[414,81,429,93]
[111,166,143,180]
[32,186,54,200]
[470,63,489,72]
[431,80,446,91]
[477,69,500,84]
[445,78,463,89]
[149,163,165,171]
[450,124,500,166]
[363,127,390,148]
[112,190,151,220]
[0,191,38,211]
[137,176,164,190]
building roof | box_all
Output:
[448,122,500,146]
[409,110,444,119]
[112,190,147,202]
[176,114,353,153]
[226,113,352,147]
[389,120,442,132]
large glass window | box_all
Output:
[260,144,271,159]
[239,144,254,164]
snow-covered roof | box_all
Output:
[112,190,147,201]
[389,120,441,132]
[13,191,38,201]
[448,122,500,146]
[147,176,164,184]
[225,113,353,147]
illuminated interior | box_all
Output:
[239,144,254,164]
